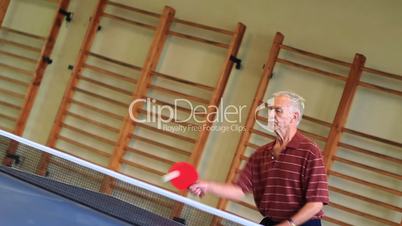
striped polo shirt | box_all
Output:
[235,131,329,221]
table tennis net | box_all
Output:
[0,130,260,226]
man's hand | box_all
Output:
[189,181,245,200]
[189,181,208,197]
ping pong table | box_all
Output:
[0,166,183,226]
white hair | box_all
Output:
[271,91,305,125]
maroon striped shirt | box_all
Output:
[235,131,329,222]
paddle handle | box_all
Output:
[162,170,180,182]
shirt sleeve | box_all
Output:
[234,156,254,193]
[304,148,329,204]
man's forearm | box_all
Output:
[287,202,323,225]
[205,182,245,201]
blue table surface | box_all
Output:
[0,171,133,226]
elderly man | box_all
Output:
[189,91,329,226]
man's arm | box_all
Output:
[276,202,323,226]
[189,181,245,201]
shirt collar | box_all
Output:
[286,130,304,149]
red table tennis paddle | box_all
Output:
[163,162,198,190]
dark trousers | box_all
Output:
[260,217,321,226]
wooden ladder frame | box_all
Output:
[1,0,71,165]
[324,64,402,226]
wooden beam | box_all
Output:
[0,0,10,26]
[323,53,366,171]
[37,0,108,175]
[100,6,175,193]
[213,32,284,224]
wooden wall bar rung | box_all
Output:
[73,88,128,107]
[149,84,210,104]
[107,1,160,18]
[138,109,200,128]
[246,142,263,149]
[83,64,138,83]
[0,126,11,132]
[174,18,233,35]
[102,13,156,30]
[61,123,117,146]
[0,74,29,86]
[333,156,402,180]
[329,202,399,226]
[129,134,191,156]
[0,113,17,121]
[359,80,402,97]
[363,67,402,81]
[125,146,175,165]
[57,135,112,158]
[66,111,120,133]
[0,88,25,99]
[0,38,42,52]
[322,216,353,226]
[303,115,332,127]
[250,128,274,139]
[78,75,133,96]
[343,128,402,148]
[134,123,197,143]
[70,99,124,121]
[153,72,215,91]
[0,100,21,110]
[0,62,33,76]
[329,170,402,196]
[298,129,328,142]
[329,186,402,212]
[338,142,402,164]
[152,71,215,91]
[276,58,347,81]
[120,159,164,176]
[0,26,46,40]
[169,31,229,48]
[145,97,202,115]
[87,52,143,71]
[280,44,352,67]
[0,49,37,63]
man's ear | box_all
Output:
[293,111,300,123]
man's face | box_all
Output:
[268,96,296,131]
